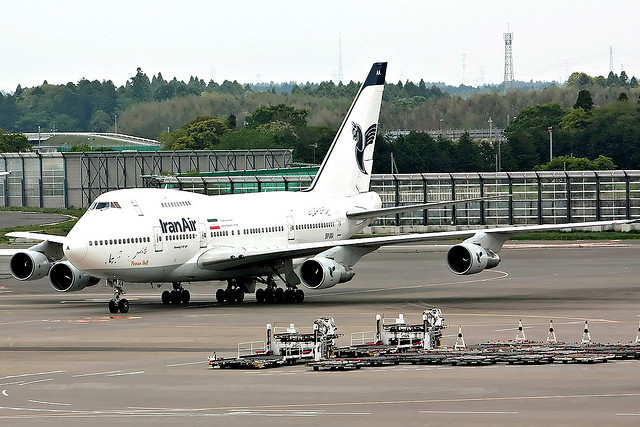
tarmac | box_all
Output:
[1,238,640,426]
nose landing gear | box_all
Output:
[107,279,129,314]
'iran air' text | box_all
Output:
[159,218,197,233]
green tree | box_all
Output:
[573,89,593,111]
[162,116,230,150]
[89,110,112,132]
[534,155,616,171]
[244,104,308,129]
[504,103,567,170]
[0,129,31,152]
[129,67,152,102]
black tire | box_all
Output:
[283,289,291,303]
[161,290,171,304]
[264,288,275,303]
[295,289,305,303]
[224,288,235,303]
[108,300,119,314]
[118,299,130,313]
[274,287,285,303]
[170,290,181,304]
[256,288,265,303]
[235,289,244,303]
[181,289,191,304]
[216,288,225,303]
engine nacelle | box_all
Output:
[299,257,356,290]
[49,261,101,292]
[9,251,51,281]
[447,243,501,275]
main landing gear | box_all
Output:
[161,282,191,305]
[107,279,129,314]
[216,279,246,304]
[254,276,304,304]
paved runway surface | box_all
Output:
[1,241,640,426]
[0,211,70,228]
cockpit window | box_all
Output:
[90,201,122,210]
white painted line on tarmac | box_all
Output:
[105,371,144,377]
[1,390,7,397]
[420,410,518,415]
[18,378,54,386]
[0,370,65,381]
[166,361,205,367]
[29,400,71,406]
[73,370,123,377]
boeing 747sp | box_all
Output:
[7,62,629,313]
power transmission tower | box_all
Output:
[609,45,614,74]
[503,30,514,91]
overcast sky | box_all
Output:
[2,0,639,92]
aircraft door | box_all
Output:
[197,223,207,248]
[286,215,295,241]
[153,226,163,252]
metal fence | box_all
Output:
[3,151,639,228]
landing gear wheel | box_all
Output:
[109,300,118,314]
[216,288,225,303]
[118,298,130,313]
[107,279,127,313]
[274,287,285,304]
[224,288,236,303]
[284,289,294,303]
[264,288,274,303]
[170,291,181,304]
[256,288,265,303]
[181,289,191,304]
[161,290,171,305]
[295,289,305,303]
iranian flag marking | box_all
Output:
[208,218,220,230]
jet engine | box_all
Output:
[299,257,355,290]
[49,261,101,292]
[446,243,501,275]
[9,251,51,281]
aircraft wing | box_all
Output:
[198,219,630,271]
[346,195,508,220]
[5,232,67,245]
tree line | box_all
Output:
[1,68,639,172]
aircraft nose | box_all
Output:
[64,236,88,263]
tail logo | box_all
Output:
[353,122,377,174]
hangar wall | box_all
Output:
[0,150,293,209]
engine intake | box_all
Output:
[299,257,355,290]
[447,243,501,275]
[49,261,100,292]
[9,251,51,281]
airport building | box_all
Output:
[2,150,639,229]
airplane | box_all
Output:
[6,62,631,313]
[0,171,10,176]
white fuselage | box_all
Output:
[64,188,381,283]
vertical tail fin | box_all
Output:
[306,62,387,196]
